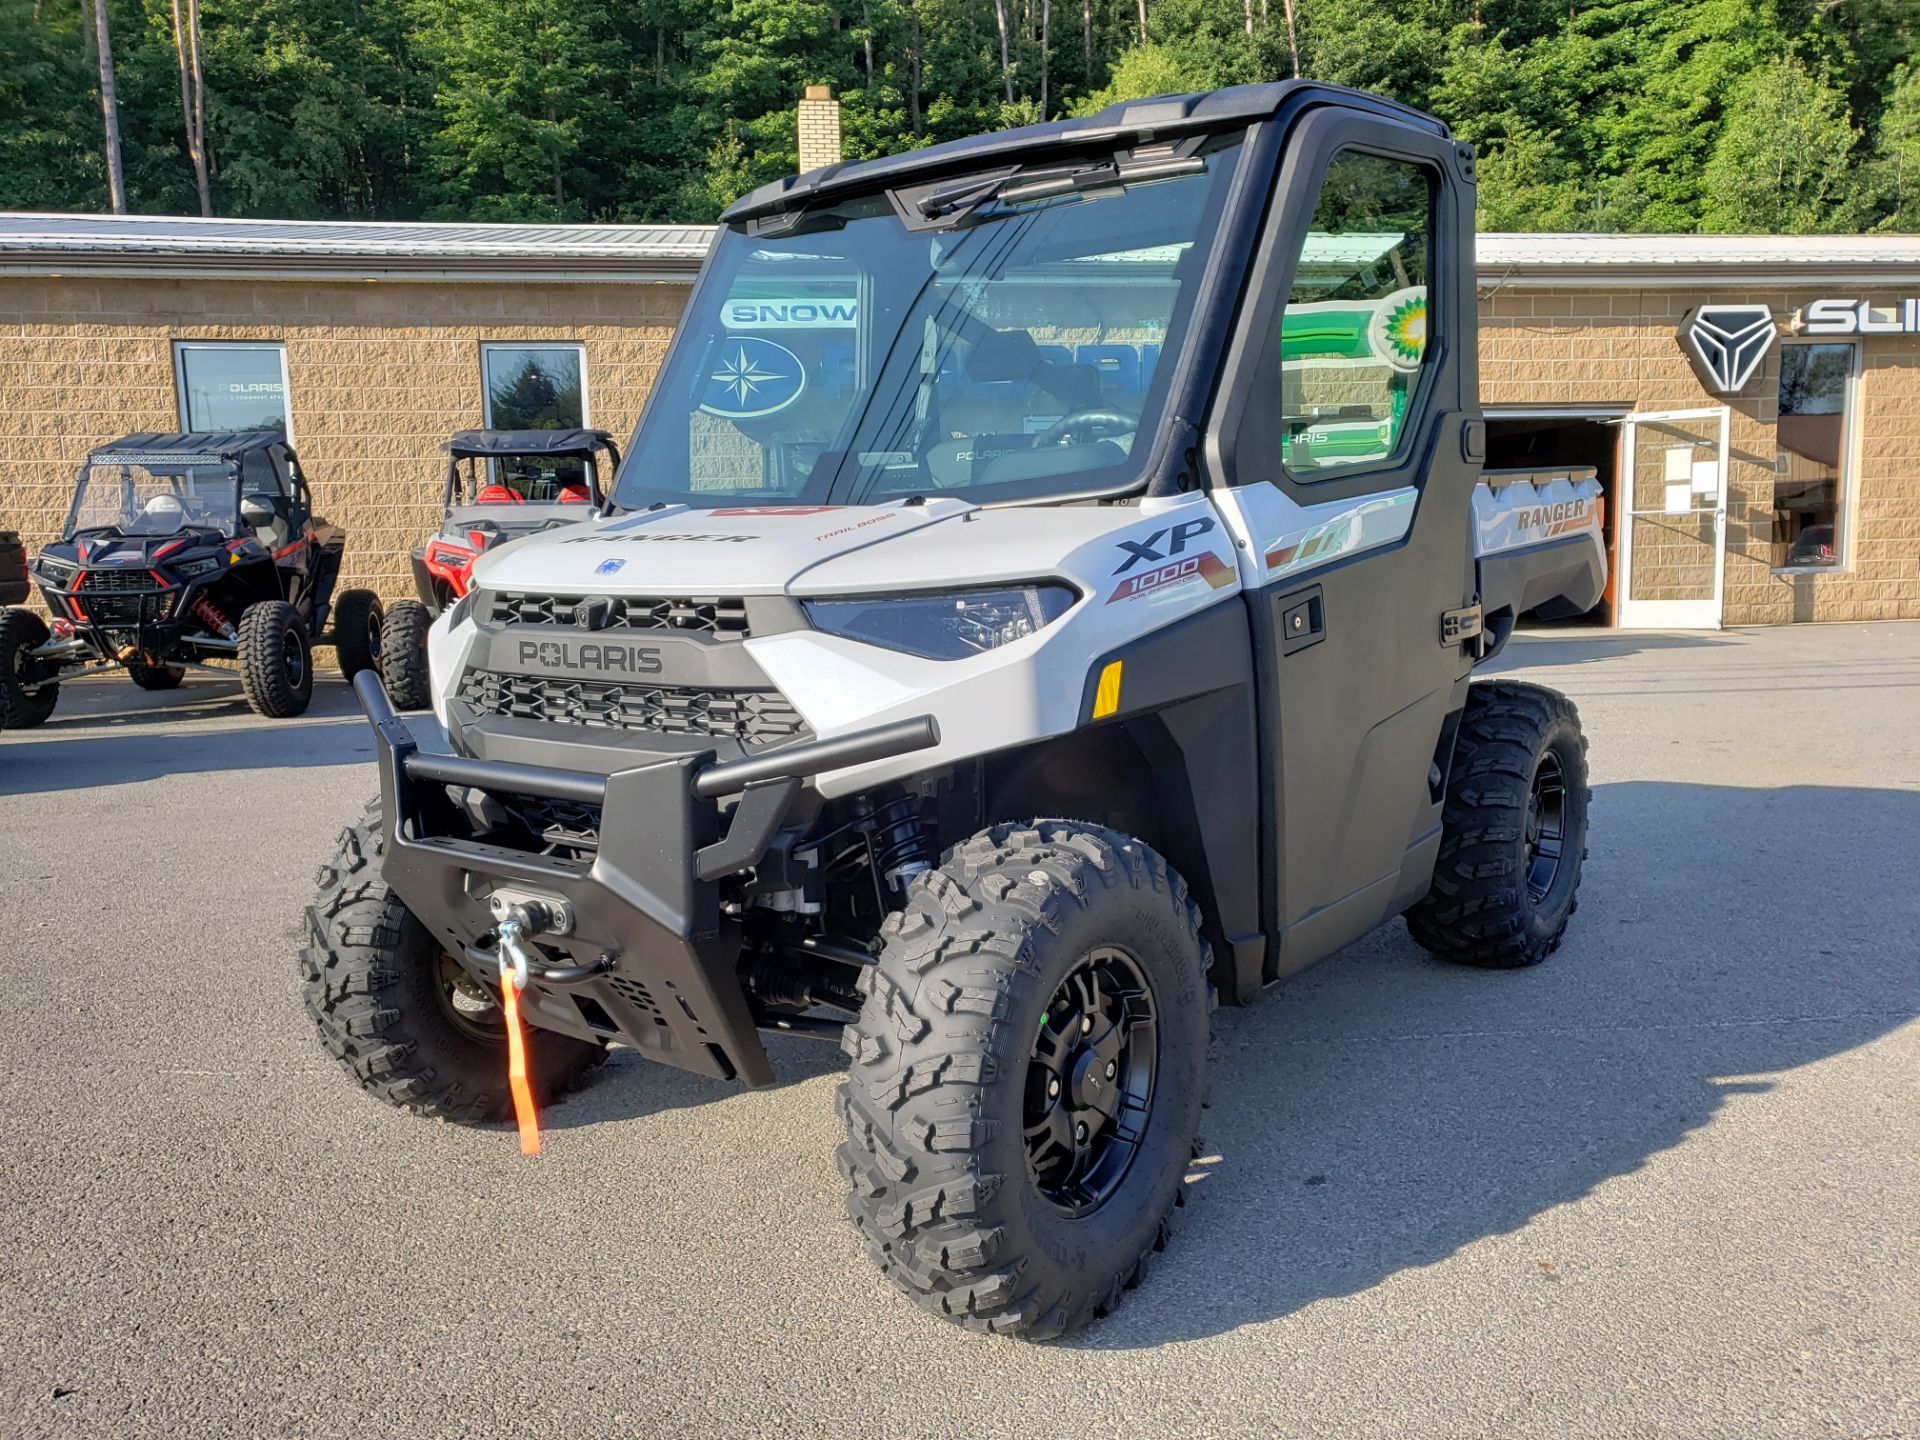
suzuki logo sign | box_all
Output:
[1678,304,1777,395]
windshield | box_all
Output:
[615,132,1248,509]
[67,454,239,538]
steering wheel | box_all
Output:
[1037,409,1139,447]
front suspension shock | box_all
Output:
[191,595,237,641]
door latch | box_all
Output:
[1440,602,1483,648]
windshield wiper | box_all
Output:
[915,152,1208,222]
[915,168,1022,219]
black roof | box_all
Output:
[723,81,1449,223]
[443,428,618,459]
[88,430,289,462]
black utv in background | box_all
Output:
[0,432,384,725]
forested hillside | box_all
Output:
[3,0,1917,231]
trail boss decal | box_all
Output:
[518,638,664,675]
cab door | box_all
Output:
[1205,108,1481,980]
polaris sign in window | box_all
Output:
[174,341,289,434]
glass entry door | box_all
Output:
[1618,407,1730,629]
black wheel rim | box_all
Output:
[436,952,504,1044]
[367,611,384,679]
[1024,946,1158,1216]
[283,628,307,687]
[1525,749,1567,902]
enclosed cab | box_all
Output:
[302,82,1603,1341]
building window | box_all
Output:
[481,343,589,488]
[1273,150,1435,479]
[482,343,587,431]
[1773,342,1853,570]
[174,341,289,435]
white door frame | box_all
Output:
[1617,406,1730,630]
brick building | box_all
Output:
[1,216,1915,627]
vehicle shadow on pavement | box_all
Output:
[537,1031,850,1130]
[24,672,363,730]
[0,678,374,793]
[1487,631,1735,670]
[1072,780,1920,1351]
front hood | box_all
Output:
[68,532,224,567]
[468,500,976,595]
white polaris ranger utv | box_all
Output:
[303,81,1605,1340]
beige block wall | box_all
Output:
[2,272,1916,626]
[0,275,693,602]
[1481,285,1920,625]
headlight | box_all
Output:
[804,583,1077,661]
[34,557,76,585]
[175,556,220,578]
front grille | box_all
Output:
[81,568,160,593]
[488,591,750,637]
[458,669,809,747]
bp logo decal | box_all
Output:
[1369,287,1428,373]
[700,336,807,419]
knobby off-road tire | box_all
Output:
[236,600,313,718]
[838,821,1213,1340]
[126,658,185,690]
[379,600,433,711]
[0,608,59,728]
[301,796,604,1122]
[1407,679,1591,968]
[330,588,384,681]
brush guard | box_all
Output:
[353,673,938,1087]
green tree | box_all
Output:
[1874,61,1920,227]
[1701,55,1863,232]
[0,0,105,210]
[412,0,626,220]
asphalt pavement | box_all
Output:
[1,622,1915,1439]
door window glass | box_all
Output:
[1773,343,1851,569]
[175,342,289,434]
[1268,152,1434,479]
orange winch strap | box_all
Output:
[500,972,542,1156]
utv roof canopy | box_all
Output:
[443,428,619,459]
[721,80,1447,225]
[88,430,288,466]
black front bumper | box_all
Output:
[354,674,938,1087]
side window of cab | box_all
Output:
[1251,150,1437,481]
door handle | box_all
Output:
[1279,585,1325,656]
